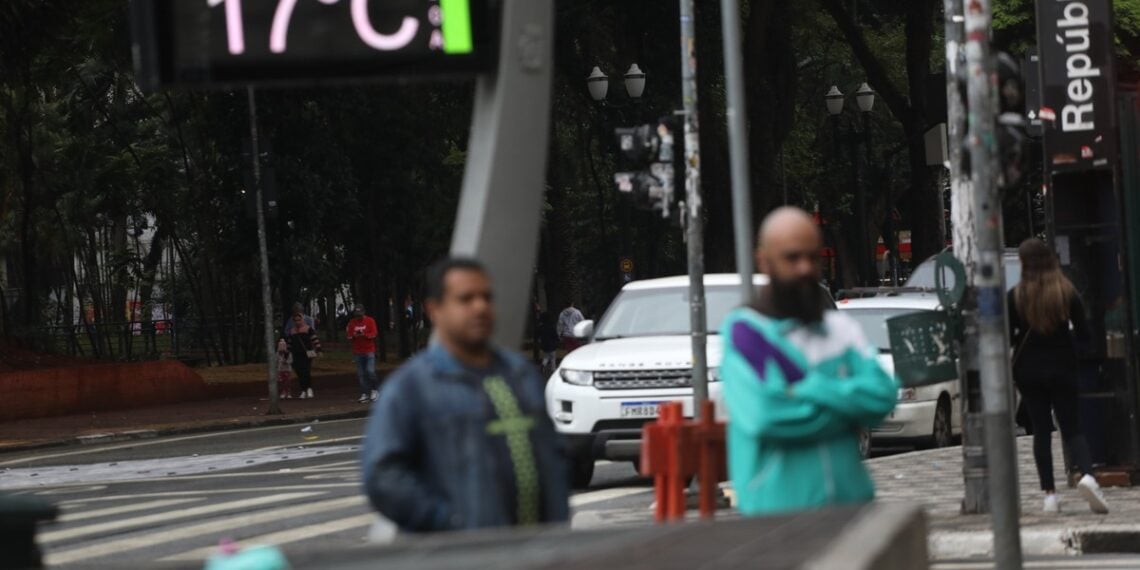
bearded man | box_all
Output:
[720,207,897,515]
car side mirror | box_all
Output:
[573,320,594,339]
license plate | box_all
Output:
[621,401,665,419]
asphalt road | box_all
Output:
[0,418,655,568]
[8,420,1131,569]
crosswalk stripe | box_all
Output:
[59,498,203,523]
[44,495,367,566]
[570,487,651,508]
[53,484,358,505]
[40,492,321,544]
[159,513,376,562]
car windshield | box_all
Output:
[593,285,744,339]
[842,308,924,351]
[906,255,1021,291]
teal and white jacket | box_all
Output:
[719,307,897,515]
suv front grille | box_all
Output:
[593,369,691,390]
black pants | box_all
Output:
[292,353,313,392]
[1017,368,1093,491]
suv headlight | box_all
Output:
[898,387,917,402]
[707,368,721,382]
[560,369,594,386]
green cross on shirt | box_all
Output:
[482,376,540,526]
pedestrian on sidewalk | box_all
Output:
[284,302,315,336]
[556,302,584,352]
[346,304,380,403]
[1009,238,1110,514]
[539,311,560,376]
[360,258,569,533]
[276,338,294,399]
[287,314,321,399]
[720,207,897,516]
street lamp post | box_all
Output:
[825,83,876,288]
[588,64,647,288]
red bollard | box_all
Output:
[694,400,727,519]
[642,401,689,521]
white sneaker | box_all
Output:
[358,394,369,404]
[306,388,314,399]
[370,390,379,402]
[298,391,309,400]
[1043,494,1060,513]
[1078,474,1110,514]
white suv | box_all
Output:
[837,294,961,448]
[545,274,771,488]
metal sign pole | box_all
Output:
[449,0,553,349]
[247,87,281,415]
[718,0,755,306]
[679,0,708,408]
[964,1,1022,566]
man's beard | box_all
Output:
[755,277,825,324]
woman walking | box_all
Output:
[1009,238,1109,514]
[287,313,322,399]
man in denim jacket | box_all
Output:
[361,258,569,532]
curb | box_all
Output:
[0,409,371,455]
[929,525,1140,558]
[804,503,929,570]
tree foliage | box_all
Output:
[2,0,1130,361]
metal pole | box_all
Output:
[851,135,866,286]
[247,87,280,415]
[679,0,708,407]
[945,0,989,515]
[964,1,1022,567]
[719,0,754,306]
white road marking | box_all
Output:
[292,460,359,472]
[934,560,1140,570]
[3,447,362,490]
[159,513,376,562]
[45,495,366,565]
[0,419,364,467]
[59,498,203,523]
[570,487,651,508]
[54,484,359,505]
[40,492,321,544]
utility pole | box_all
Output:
[718,0,754,306]
[944,0,988,514]
[247,87,281,415]
[964,1,1022,567]
[679,0,708,407]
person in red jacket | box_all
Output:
[347,304,380,403]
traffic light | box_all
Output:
[995,52,1030,190]
[614,118,679,220]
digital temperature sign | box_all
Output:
[131,0,497,89]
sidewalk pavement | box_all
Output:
[0,383,373,453]
[869,436,1140,558]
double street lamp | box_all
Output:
[587,64,647,103]
[825,82,879,287]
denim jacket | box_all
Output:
[360,345,569,532]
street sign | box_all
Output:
[130,0,497,90]
[1034,0,1118,172]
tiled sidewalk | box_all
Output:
[869,437,1140,557]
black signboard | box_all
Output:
[1034,0,1117,172]
[130,0,498,90]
